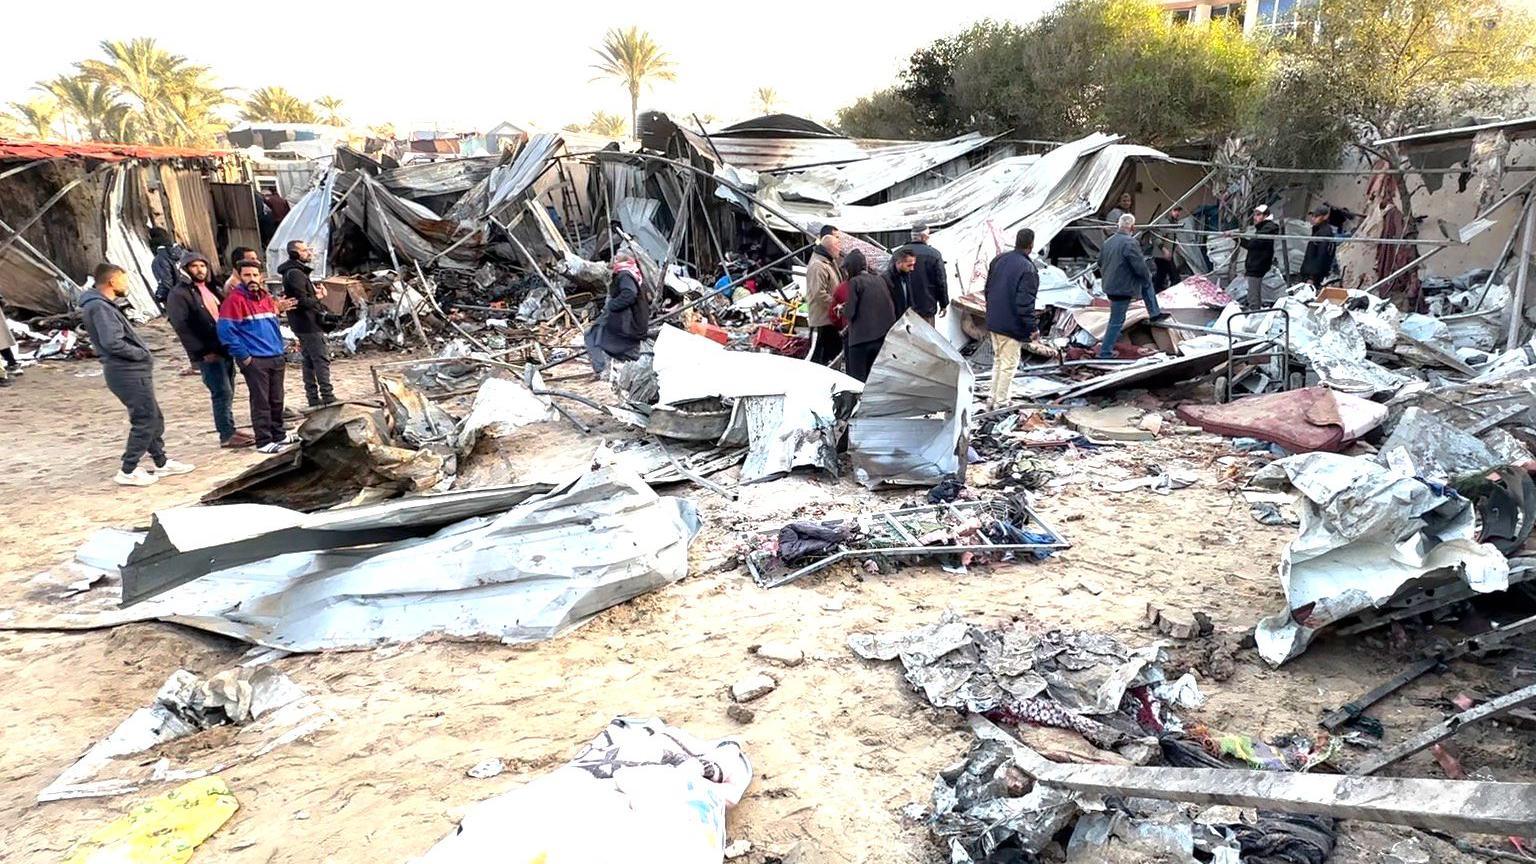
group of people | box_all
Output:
[80,238,336,487]
[802,223,950,381]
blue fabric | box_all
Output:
[200,357,237,441]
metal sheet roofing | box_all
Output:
[1374,116,1536,147]
[0,138,229,163]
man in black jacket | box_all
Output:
[883,249,915,319]
[1235,204,1281,312]
[1299,205,1336,286]
[598,251,650,363]
[984,229,1043,407]
[278,240,335,407]
[900,223,949,324]
[166,252,253,448]
[837,249,898,382]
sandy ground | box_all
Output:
[0,319,1525,862]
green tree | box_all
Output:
[77,38,227,146]
[590,26,676,138]
[754,87,779,115]
[1250,0,1536,170]
[8,97,59,139]
[42,75,119,141]
[316,95,348,127]
[242,87,319,124]
[835,89,923,139]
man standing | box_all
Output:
[1236,204,1281,312]
[278,240,335,407]
[883,247,916,319]
[983,229,1043,408]
[223,247,261,292]
[219,260,295,454]
[901,223,949,324]
[147,227,186,308]
[166,252,254,449]
[1097,213,1163,359]
[79,263,196,486]
[805,225,844,366]
[263,188,292,227]
[1150,205,1185,293]
[837,250,898,382]
[1299,205,1336,286]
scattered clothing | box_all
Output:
[926,475,965,504]
[900,241,949,319]
[1232,813,1336,864]
[777,521,850,563]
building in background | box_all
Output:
[1159,0,1309,37]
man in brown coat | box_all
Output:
[805,224,843,366]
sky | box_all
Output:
[2,1,1056,133]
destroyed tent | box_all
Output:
[0,139,255,318]
[37,461,699,652]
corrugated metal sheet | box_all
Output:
[767,133,1000,205]
[159,166,219,259]
[378,157,499,199]
[209,182,263,260]
[0,138,228,163]
[447,133,563,221]
[680,124,959,173]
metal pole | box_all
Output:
[1508,195,1536,351]
[1470,190,1534,312]
[489,212,578,323]
[363,177,430,347]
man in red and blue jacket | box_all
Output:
[218,261,295,453]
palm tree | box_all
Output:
[8,98,59,139]
[754,87,779,116]
[242,87,319,124]
[162,88,227,146]
[42,75,117,141]
[368,123,397,141]
[582,110,628,138]
[77,38,227,145]
[590,26,675,138]
[316,95,347,127]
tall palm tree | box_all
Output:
[590,26,675,138]
[8,98,59,139]
[162,88,227,146]
[583,110,628,138]
[42,75,117,141]
[242,87,319,124]
[316,95,347,127]
[77,38,227,145]
[754,87,779,116]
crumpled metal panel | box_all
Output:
[768,132,998,205]
[378,156,499,200]
[850,311,974,488]
[116,464,698,651]
[448,132,563,221]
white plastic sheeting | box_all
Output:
[652,325,861,482]
[267,169,335,278]
[850,311,974,488]
[103,166,162,318]
[413,717,752,864]
[61,463,698,652]
[767,132,999,206]
[1251,453,1509,665]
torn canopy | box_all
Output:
[105,463,698,652]
[1251,452,1510,665]
[850,311,973,488]
[266,169,335,278]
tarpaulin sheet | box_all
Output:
[850,311,973,487]
[103,166,162,317]
[267,170,335,279]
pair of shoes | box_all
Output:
[220,432,256,448]
[114,468,158,487]
[150,459,196,477]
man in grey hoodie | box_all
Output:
[79,263,196,487]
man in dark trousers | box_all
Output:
[79,263,196,486]
[983,229,1043,408]
[882,247,916,318]
[166,252,254,449]
[1299,205,1336,286]
[901,223,949,324]
[836,250,898,382]
[219,260,296,454]
[1097,213,1163,359]
[597,251,651,364]
[278,240,335,406]
[805,225,844,366]
[1235,204,1281,311]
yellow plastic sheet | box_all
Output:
[65,776,238,864]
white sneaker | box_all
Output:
[149,459,195,476]
[114,468,159,487]
[255,442,287,455]
[281,432,301,445]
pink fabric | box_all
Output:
[197,283,221,321]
